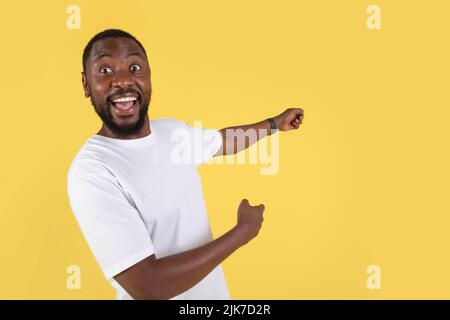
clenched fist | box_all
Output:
[273,107,304,131]
[235,199,266,245]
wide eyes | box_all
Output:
[98,64,142,74]
[130,64,141,72]
[99,66,113,74]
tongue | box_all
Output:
[115,101,134,110]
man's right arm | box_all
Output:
[114,199,265,300]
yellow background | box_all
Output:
[0,0,449,299]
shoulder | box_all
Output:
[67,140,115,187]
[151,118,191,132]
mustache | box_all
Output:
[106,87,142,102]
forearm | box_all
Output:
[114,199,265,300]
[218,119,272,156]
[147,226,245,299]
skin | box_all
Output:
[82,36,305,299]
[82,37,152,139]
[215,108,304,156]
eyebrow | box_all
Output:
[92,52,111,62]
[92,51,144,63]
[127,52,144,58]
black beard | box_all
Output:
[91,92,151,138]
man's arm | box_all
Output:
[114,199,265,300]
[214,107,304,156]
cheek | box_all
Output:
[91,82,109,100]
[137,78,151,95]
[92,80,107,91]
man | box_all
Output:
[67,29,304,300]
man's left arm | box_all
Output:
[214,108,305,156]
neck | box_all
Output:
[97,116,151,140]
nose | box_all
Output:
[110,68,135,88]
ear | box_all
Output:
[81,72,90,98]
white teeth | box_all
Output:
[112,96,137,103]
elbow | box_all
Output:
[133,287,176,300]
[128,275,176,300]
[126,283,162,300]
[115,255,179,300]
[134,290,161,300]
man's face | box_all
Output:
[82,37,151,137]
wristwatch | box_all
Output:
[267,118,278,135]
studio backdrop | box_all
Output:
[0,0,449,299]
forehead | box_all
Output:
[88,37,146,64]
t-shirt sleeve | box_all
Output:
[183,121,223,166]
[67,161,155,280]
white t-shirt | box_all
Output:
[67,118,230,300]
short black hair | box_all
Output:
[82,29,147,72]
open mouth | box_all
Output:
[112,96,138,109]
[110,95,139,115]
